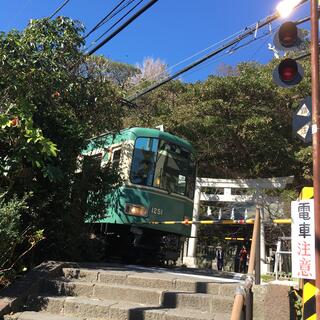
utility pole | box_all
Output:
[310,0,320,317]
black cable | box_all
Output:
[118,97,140,108]
[295,52,311,60]
[85,0,144,52]
[127,0,310,101]
[127,12,281,101]
[294,43,320,61]
[49,0,71,19]
[87,0,159,56]
[84,0,130,39]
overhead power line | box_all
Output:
[183,29,274,79]
[87,0,159,56]
[127,14,280,101]
[126,27,245,95]
[84,0,130,39]
[85,0,145,52]
[49,0,71,19]
[294,42,320,61]
[124,3,309,107]
[127,0,309,102]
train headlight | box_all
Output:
[125,204,148,217]
[155,177,161,187]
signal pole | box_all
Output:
[310,0,320,316]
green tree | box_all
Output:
[128,59,312,187]
[0,17,123,268]
[85,55,140,89]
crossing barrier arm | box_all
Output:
[137,218,291,225]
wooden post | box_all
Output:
[255,209,261,285]
[245,290,253,320]
[231,208,260,320]
[310,0,320,316]
[230,293,245,320]
[248,207,260,274]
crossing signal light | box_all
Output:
[274,21,302,51]
[279,22,297,47]
[273,21,304,88]
[273,58,304,87]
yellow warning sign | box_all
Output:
[299,187,314,200]
[303,280,316,320]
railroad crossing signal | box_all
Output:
[273,21,303,52]
[292,96,312,143]
[273,21,304,87]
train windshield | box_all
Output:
[130,137,195,199]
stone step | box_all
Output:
[44,280,165,305]
[28,296,156,319]
[27,296,116,317]
[29,292,233,317]
[159,308,230,320]
[4,308,230,320]
[163,292,234,313]
[25,296,230,320]
[4,311,85,320]
[43,279,234,313]
[62,267,239,295]
[0,262,292,320]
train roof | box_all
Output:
[91,127,194,151]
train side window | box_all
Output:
[83,154,102,176]
[112,148,121,169]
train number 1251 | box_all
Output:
[151,207,163,215]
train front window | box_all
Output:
[130,137,195,198]
[130,137,158,186]
[154,140,195,198]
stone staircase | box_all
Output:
[3,264,242,320]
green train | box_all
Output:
[80,127,196,264]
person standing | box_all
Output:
[216,245,224,271]
[239,245,248,273]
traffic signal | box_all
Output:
[273,58,304,87]
[273,21,302,52]
[273,21,304,88]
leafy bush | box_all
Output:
[0,194,44,287]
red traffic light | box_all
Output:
[272,21,304,88]
[279,59,298,82]
[273,21,302,52]
[273,58,303,87]
[278,22,298,48]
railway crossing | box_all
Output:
[183,176,294,269]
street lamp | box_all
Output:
[276,0,303,17]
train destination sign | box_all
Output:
[291,199,315,279]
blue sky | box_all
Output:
[0,0,310,82]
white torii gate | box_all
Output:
[183,176,294,271]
